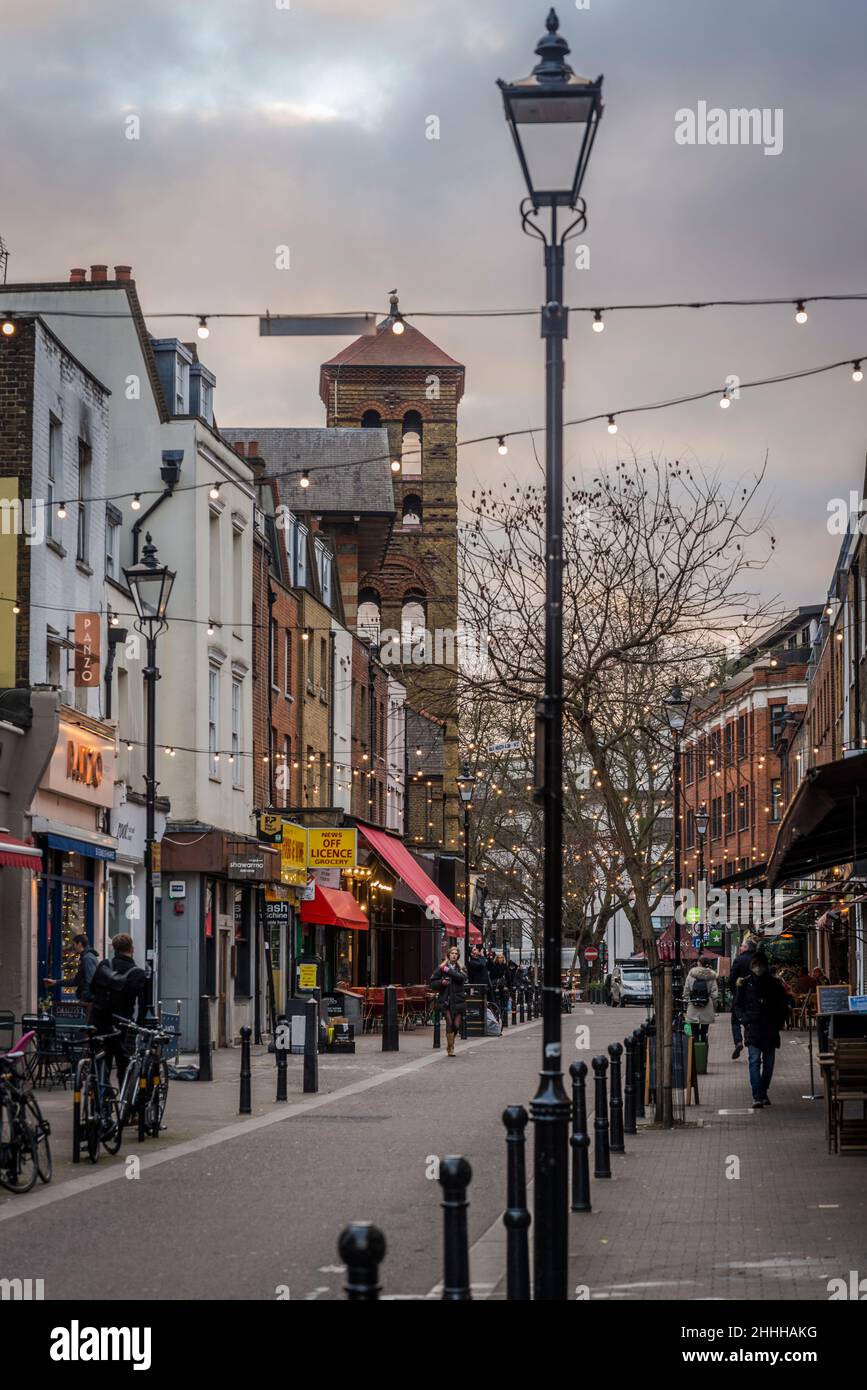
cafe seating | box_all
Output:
[825,1040,867,1154]
[21,1014,90,1089]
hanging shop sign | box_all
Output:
[280,822,308,887]
[307,827,357,871]
[259,813,284,843]
[74,612,101,688]
[227,851,266,880]
[42,717,116,809]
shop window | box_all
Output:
[107,870,134,941]
[204,879,217,996]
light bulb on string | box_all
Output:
[209,483,221,500]
[592,310,605,333]
[719,393,731,409]
[853,361,863,382]
[197,317,210,340]
[497,437,508,456]
[391,459,401,473]
[607,416,618,434]
[57,502,67,519]
[794,301,808,324]
[131,493,142,511]
[300,470,310,489]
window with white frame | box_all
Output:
[284,630,292,698]
[175,356,189,414]
[105,510,120,579]
[76,440,91,564]
[314,538,332,608]
[231,678,242,787]
[47,414,62,540]
[209,667,220,777]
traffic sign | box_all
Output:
[584,946,599,962]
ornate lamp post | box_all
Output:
[695,801,709,944]
[497,9,604,1301]
[124,533,175,1019]
[663,683,691,998]
[456,766,475,965]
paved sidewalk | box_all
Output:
[484,1004,866,1301]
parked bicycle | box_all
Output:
[115,1017,171,1139]
[74,1029,122,1163]
[0,1037,52,1192]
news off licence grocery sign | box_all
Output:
[308,827,357,871]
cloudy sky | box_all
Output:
[3,0,866,609]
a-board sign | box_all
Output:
[848,995,867,1013]
[817,985,851,1015]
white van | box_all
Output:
[609,962,653,1007]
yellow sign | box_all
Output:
[280,821,307,886]
[259,813,283,842]
[298,963,318,990]
[307,827,357,871]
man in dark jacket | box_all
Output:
[727,933,760,1059]
[43,932,99,1009]
[734,950,789,1108]
[467,945,492,993]
[90,934,147,1082]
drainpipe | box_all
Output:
[328,629,336,806]
[104,627,128,719]
[132,451,183,562]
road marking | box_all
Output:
[0,1019,542,1224]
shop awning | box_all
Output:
[357,822,478,940]
[0,834,43,870]
[301,884,369,932]
[766,753,867,887]
[45,832,117,862]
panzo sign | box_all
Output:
[42,720,116,809]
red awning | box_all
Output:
[357,822,479,940]
[0,835,43,871]
[301,884,369,932]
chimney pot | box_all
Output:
[248,440,259,459]
[114,265,132,282]
[90,264,108,282]
[69,268,87,284]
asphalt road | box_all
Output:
[0,1020,548,1301]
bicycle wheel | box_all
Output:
[0,1116,39,1192]
[82,1072,101,1163]
[116,1060,140,1133]
[100,1087,123,1155]
[22,1092,52,1184]
[144,1059,168,1137]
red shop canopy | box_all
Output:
[301,884,369,932]
[0,835,43,871]
[357,822,479,941]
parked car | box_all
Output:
[610,964,653,1007]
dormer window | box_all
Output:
[175,357,189,414]
[314,536,333,607]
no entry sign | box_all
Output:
[584,946,599,961]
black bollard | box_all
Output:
[338,1222,386,1300]
[432,1002,441,1050]
[198,994,213,1082]
[381,984,400,1052]
[303,996,319,1093]
[439,1155,473,1301]
[608,1042,625,1154]
[592,1055,611,1178]
[634,1025,646,1119]
[275,1014,288,1102]
[568,1061,592,1213]
[502,1107,531,1301]
[72,1058,83,1164]
[519,989,525,1024]
[239,1024,252,1114]
[502,988,509,1029]
[623,1034,637,1135]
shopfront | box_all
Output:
[28,709,117,1011]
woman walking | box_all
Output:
[430,945,467,1057]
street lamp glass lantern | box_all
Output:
[695,803,710,838]
[457,766,475,804]
[663,683,690,733]
[123,533,176,623]
[497,8,604,210]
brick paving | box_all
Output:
[548,1003,867,1302]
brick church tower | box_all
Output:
[319,293,464,854]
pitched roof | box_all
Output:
[226,427,395,513]
[321,318,464,371]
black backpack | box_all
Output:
[91,959,146,1015]
[689,975,710,1009]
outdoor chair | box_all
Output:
[828,1040,867,1154]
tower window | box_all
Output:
[361,409,382,429]
[402,494,422,527]
[401,411,422,476]
[401,589,426,645]
[357,587,382,641]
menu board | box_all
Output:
[817,985,851,1015]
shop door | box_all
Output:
[38,873,94,1006]
[218,930,229,1047]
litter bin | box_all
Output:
[693,1040,709,1074]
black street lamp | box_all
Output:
[497,9,603,1301]
[124,532,175,1020]
[694,800,711,955]
[456,766,475,966]
[663,683,691,997]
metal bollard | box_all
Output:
[502,988,509,1029]
[239,1024,252,1114]
[338,1222,386,1300]
[568,1061,592,1213]
[303,997,319,1093]
[72,1060,83,1164]
[608,1042,625,1154]
[275,1015,288,1102]
[198,994,213,1082]
[502,1106,531,1301]
[439,1155,473,1301]
[432,1003,441,1050]
[382,984,400,1052]
[592,1055,611,1178]
[137,1071,147,1142]
[519,989,526,1024]
[623,1033,637,1135]
[634,1026,646,1119]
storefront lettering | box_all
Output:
[66,739,103,789]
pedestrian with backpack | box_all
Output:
[89,934,147,1083]
[683,957,718,1044]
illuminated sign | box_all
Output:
[307,827,356,871]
